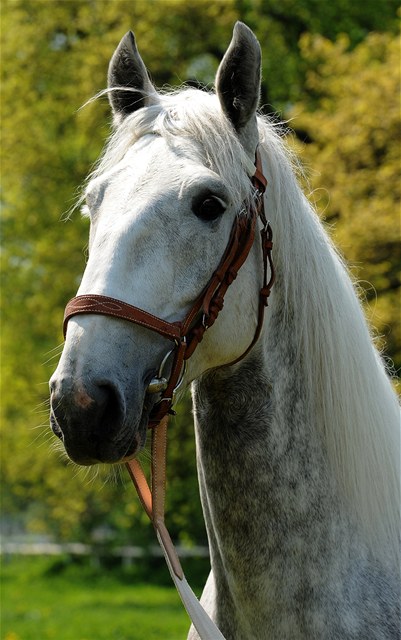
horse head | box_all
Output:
[49,23,267,465]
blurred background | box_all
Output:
[1,1,400,638]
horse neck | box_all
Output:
[192,299,344,557]
[192,321,354,635]
[192,272,399,636]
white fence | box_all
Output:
[0,540,209,559]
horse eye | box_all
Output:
[194,196,226,221]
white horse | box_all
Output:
[50,23,400,639]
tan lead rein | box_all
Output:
[126,416,226,639]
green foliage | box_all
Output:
[290,29,401,370]
[1,0,399,545]
[237,0,400,108]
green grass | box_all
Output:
[1,555,209,640]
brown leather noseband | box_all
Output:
[63,150,274,427]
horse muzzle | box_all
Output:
[49,374,146,465]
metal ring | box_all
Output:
[172,359,187,398]
[147,339,187,397]
[157,347,175,379]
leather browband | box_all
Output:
[63,149,274,427]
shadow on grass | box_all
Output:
[42,552,210,592]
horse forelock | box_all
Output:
[84,88,256,212]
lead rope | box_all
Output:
[126,417,226,640]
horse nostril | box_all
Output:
[73,387,96,409]
[72,382,117,416]
[96,383,123,430]
[49,377,127,463]
[73,381,124,437]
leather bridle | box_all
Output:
[62,149,274,640]
[63,149,274,426]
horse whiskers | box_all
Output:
[31,408,51,419]
[32,430,56,448]
[42,350,65,366]
[49,439,67,457]
[70,460,90,481]
[104,464,125,486]
[81,465,99,485]
[67,462,108,487]
[43,342,65,357]
[137,443,152,464]
[30,421,52,433]
[32,396,51,408]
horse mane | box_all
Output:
[257,119,400,566]
[88,87,400,565]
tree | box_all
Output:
[290,30,401,371]
[236,0,400,110]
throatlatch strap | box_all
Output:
[125,417,226,640]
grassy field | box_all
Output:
[1,555,209,640]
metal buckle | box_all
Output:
[147,338,187,398]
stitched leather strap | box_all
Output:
[126,416,183,578]
[126,418,226,639]
[222,220,274,368]
[63,295,182,342]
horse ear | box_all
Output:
[216,22,261,147]
[107,31,156,121]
